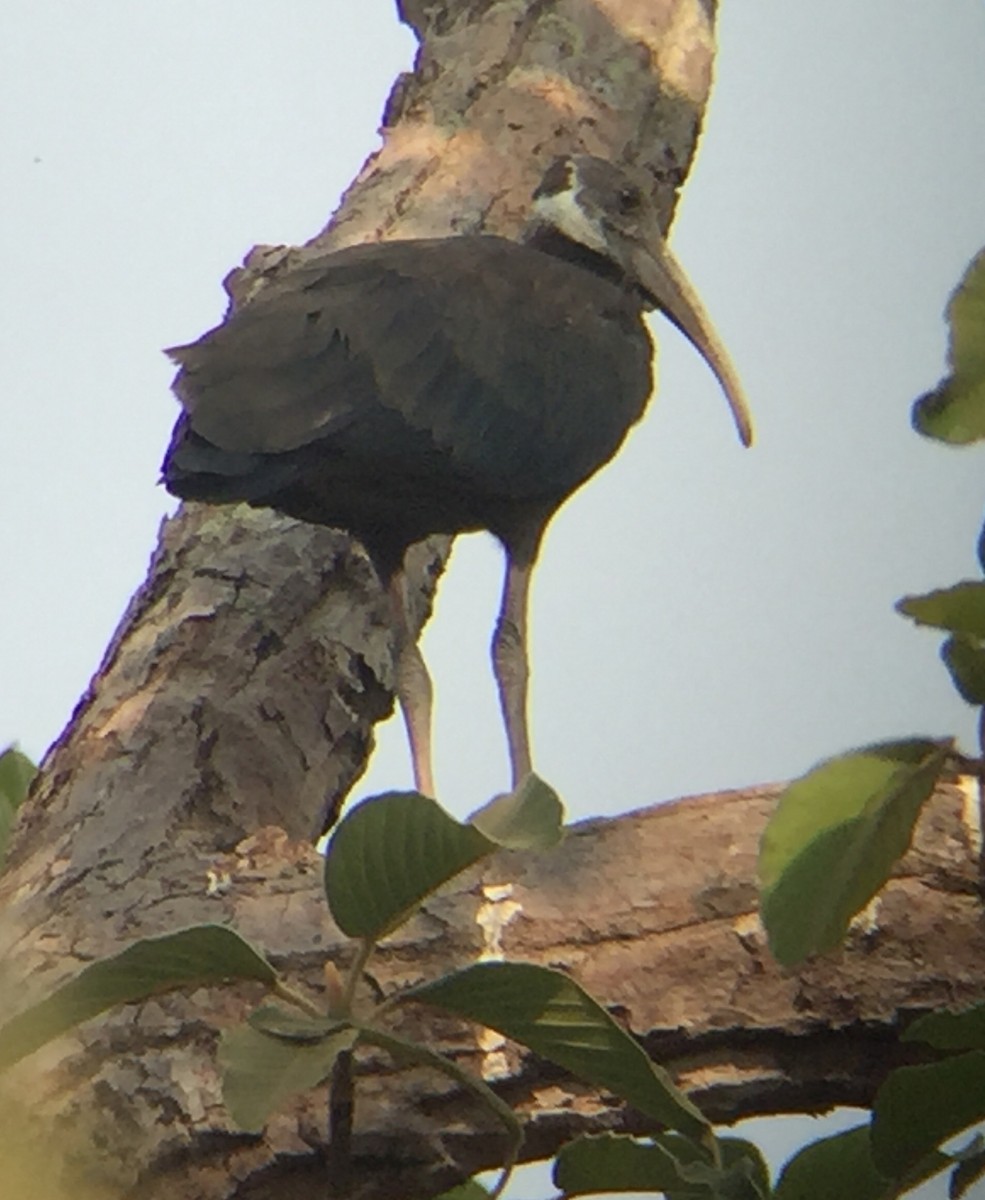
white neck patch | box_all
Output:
[531,184,608,254]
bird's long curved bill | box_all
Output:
[633,239,753,447]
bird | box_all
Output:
[163,154,751,801]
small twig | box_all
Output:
[272,979,327,1019]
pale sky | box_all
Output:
[2,4,984,1193]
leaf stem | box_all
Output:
[341,937,375,1016]
[357,1024,522,1196]
[272,979,325,1019]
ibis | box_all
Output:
[163,155,751,799]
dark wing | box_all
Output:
[166,236,653,507]
[167,246,410,454]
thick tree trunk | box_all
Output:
[3,3,981,1198]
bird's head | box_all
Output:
[529,155,753,447]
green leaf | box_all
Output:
[912,249,985,444]
[941,634,985,705]
[0,924,277,1071]
[469,773,565,849]
[432,1182,491,1200]
[406,961,708,1139]
[0,746,38,870]
[774,1124,949,1200]
[905,1002,985,1051]
[556,1133,688,1195]
[897,582,985,637]
[666,1135,771,1200]
[759,738,950,966]
[872,1051,985,1176]
[248,1004,347,1043]
[897,580,985,704]
[324,791,493,939]
[218,1021,357,1132]
[554,1132,769,1197]
[0,745,37,809]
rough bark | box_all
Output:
[3,2,981,1198]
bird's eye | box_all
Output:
[617,186,642,214]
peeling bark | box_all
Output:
[3,2,981,1198]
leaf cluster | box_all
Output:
[0,777,752,1198]
[751,248,985,1200]
[758,250,985,971]
[900,251,985,708]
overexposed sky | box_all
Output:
[2,2,983,824]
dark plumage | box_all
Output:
[166,235,652,579]
[164,155,751,797]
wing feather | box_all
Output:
[167,236,652,505]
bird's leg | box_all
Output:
[492,548,538,790]
[388,569,436,797]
